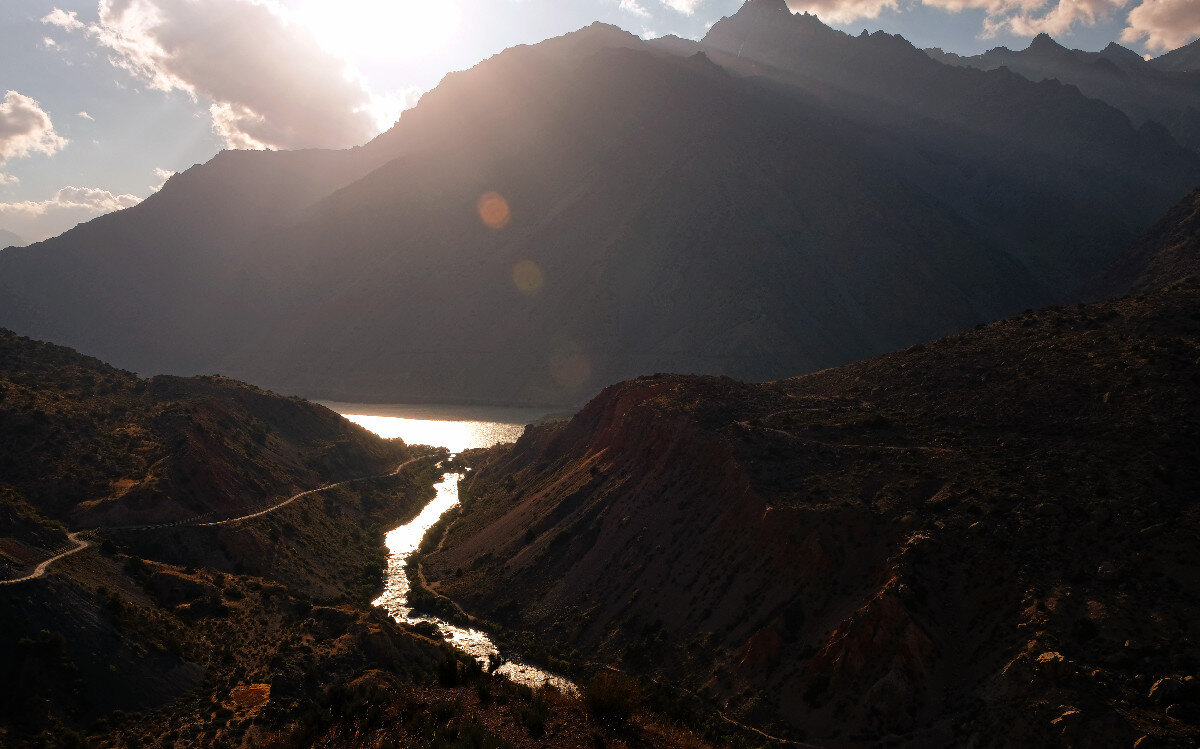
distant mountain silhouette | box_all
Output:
[0,12,1197,406]
[0,229,23,249]
[926,31,1200,151]
[1150,36,1200,73]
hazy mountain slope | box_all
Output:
[425,274,1200,746]
[221,21,1199,405]
[0,229,23,249]
[1090,185,1200,297]
[223,31,1057,405]
[1,15,1198,407]
[1151,37,1200,73]
[0,146,392,378]
[925,32,1200,151]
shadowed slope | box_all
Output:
[425,267,1200,744]
[1091,185,1200,297]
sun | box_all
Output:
[299,0,463,60]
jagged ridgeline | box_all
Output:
[926,33,1200,152]
[421,188,1200,745]
[1,0,1197,406]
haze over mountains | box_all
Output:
[0,229,24,250]
[1,0,1198,406]
[927,32,1200,152]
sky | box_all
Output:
[1,0,1198,245]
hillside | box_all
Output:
[0,328,406,531]
[1,9,1197,406]
[0,332,715,747]
[926,33,1200,152]
[1090,185,1200,297]
[0,229,23,249]
[0,329,423,739]
[1151,38,1200,73]
[423,274,1200,745]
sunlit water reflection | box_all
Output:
[321,401,551,453]
[330,403,574,693]
[372,473,575,693]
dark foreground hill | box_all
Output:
[1,5,1197,406]
[423,276,1200,744]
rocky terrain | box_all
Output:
[0,331,713,747]
[1090,185,1200,299]
[422,194,1200,745]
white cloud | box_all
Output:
[42,8,85,31]
[987,0,1126,37]
[786,0,896,23]
[0,186,140,243]
[43,37,59,49]
[77,111,94,120]
[661,0,705,13]
[368,86,426,132]
[620,0,653,17]
[784,0,1126,37]
[57,0,380,150]
[0,91,68,185]
[0,173,19,186]
[151,166,174,191]
[1122,0,1200,51]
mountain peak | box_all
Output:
[1027,32,1067,54]
[1100,41,1144,64]
[740,0,792,15]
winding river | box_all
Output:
[328,402,575,693]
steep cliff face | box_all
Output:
[426,280,1200,746]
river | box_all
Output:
[325,402,575,693]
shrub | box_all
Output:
[583,671,639,725]
[517,694,549,737]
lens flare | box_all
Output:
[512,260,544,294]
[477,192,511,230]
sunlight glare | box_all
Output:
[301,0,463,60]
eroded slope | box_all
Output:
[427,280,1200,746]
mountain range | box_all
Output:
[0,0,1197,406]
[927,32,1200,152]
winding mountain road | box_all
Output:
[0,456,426,585]
[0,532,91,586]
[195,456,423,527]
